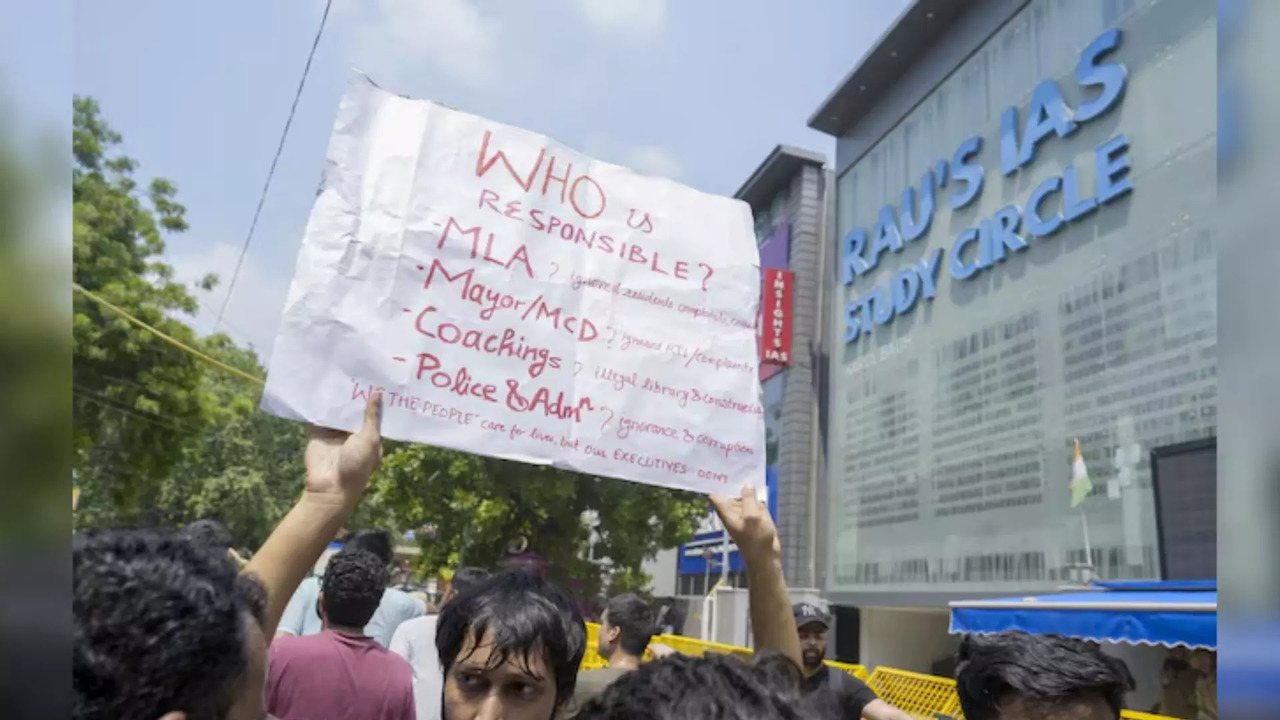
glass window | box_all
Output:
[829,0,1216,593]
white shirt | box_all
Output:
[278,577,426,648]
[389,614,443,720]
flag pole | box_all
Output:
[1080,508,1093,574]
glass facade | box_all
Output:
[828,0,1216,594]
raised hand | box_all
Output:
[708,484,798,667]
[303,390,384,506]
[708,484,780,560]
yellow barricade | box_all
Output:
[867,667,963,718]
[825,659,871,681]
[582,624,1181,720]
[581,623,868,680]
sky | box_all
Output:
[55,0,908,357]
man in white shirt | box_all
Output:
[276,529,427,647]
[389,567,491,720]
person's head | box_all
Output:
[73,529,268,720]
[444,566,492,606]
[436,570,586,720]
[574,651,834,720]
[955,632,1129,720]
[344,528,394,566]
[182,519,234,550]
[319,548,388,631]
[792,603,830,673]
[598,593,655,661]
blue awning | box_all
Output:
[949,584,1216,650]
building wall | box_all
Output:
[672,153,826,605]
[826,0,1217,603]
[774,163,827,589]
[858,607,958,674]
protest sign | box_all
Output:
[262,72,765,496]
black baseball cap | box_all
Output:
[793,602,829,629]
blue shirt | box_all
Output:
[278,576,426,647]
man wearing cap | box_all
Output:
[794,603,914,720]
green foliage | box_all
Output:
[364,444,706,598]
[72,96,209,522]
[152,336,307,548]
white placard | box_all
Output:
[262,73,765,496]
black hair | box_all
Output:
[73,528,266,720]
[955,632,1128,720]
[182,519,233,550]
[345,528,394,565]
[451,566,491,596]
[603,593,655,657]
[436,570,586,706]
[321,548,388,628]
[574,652,842,720]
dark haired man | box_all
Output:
[74,391,385,720]
[268,547,415,720]
[794,603,913,720]
[391,566,493,720]
[277,527,427,646]
[436,569,587,720]
[73,529,270,720]
[955,631,1130,720]
[565,593,655,714]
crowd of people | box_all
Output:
[74,392,1148,720]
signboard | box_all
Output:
[839,28,1131,344]
[828,6,1217,593]
[264,73,765,496]
[760,269,794,368]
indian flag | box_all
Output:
[1069,439,1093,508]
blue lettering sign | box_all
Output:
[1025,176,1065,237]
[1074,29,1127,123]
[844,249,943,343]
[842,27,1134,344]
[949,136,984,210]
[1095,133,1134,205]
[899,169,936,242]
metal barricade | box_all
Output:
[580,624,1182,720]
[581,622,868,678]
[825,659,871,681]
[866,667,963,718]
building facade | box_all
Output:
[810,0,1216,680]
[674,146,831,599]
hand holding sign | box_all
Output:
[303,390,384,507]
[709,483,780,561]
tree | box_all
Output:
[72,96,208,524]
[362,444,707,599]
[152,335,308,549]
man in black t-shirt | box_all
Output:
[794,603,914,720]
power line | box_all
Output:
[73,282,265,386]
[216,0,334,328]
